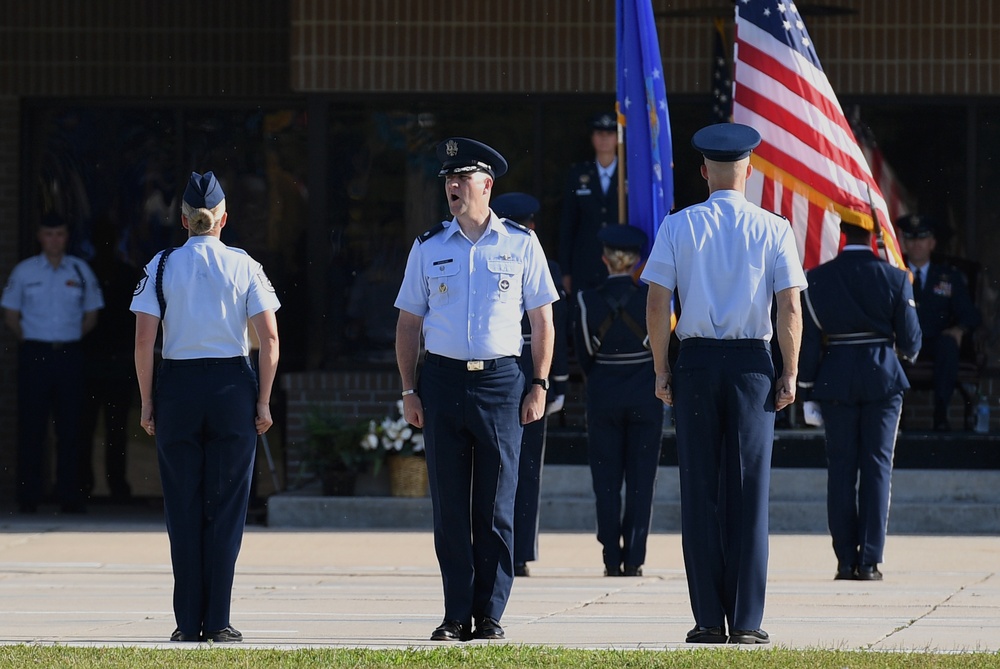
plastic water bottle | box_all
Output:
[974,396,990,434]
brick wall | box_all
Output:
[290,0,1000,96]
[0,1,290,98]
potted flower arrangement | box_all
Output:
[362,400,428,497]
[302,411,379,496]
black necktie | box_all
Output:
[914,267,923,292]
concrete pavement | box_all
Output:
[1,510,999,652]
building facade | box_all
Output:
[1,0,999,501]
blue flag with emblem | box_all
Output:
[616,0,674,252]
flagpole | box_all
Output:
[617,107,627,225]
[867,185,889,263]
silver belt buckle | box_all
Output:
[467,360,484,371]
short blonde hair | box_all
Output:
[181,199,226,235]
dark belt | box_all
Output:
[679,337,769,351]
[826,332,891,346]
[161,356,249,368]
[424,352,517,372]
[23,339,80,351]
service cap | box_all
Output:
[691,123,761,162]
[598,224,648,252]
[436,138,508,178]
[896,213,936,240]
[491,192,540,223]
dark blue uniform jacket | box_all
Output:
[800,250,922,402]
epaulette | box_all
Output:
[501,218,531,234]
[418,223,444,244]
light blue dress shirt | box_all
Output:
[1,254,104,342]
[641,190,807,341]
[395,213,559,360]
[130,236,281,360]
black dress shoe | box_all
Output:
[623,565,643,576]
[855,564,883,581]
[835,564,857,580]
[686,626,727,643]
[473,617,504,640]
[431,619,470,641]
[202,626,243,642]
[170,628,200,642]
[729,629,770,644]
[604,564,623,576]
[514,563,530,577]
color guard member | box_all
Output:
[799,222,921,581]
[491,192,569,578]
[575,223,662,578]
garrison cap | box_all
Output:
[591,113,617,131]
[436,137,508,179]
[491,192,540,224]
[183,171,225,209]
[896,213,936,239]
[598,224,648,252]
[691,123,761,162]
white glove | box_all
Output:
[803,400,824,427]
[545,394,565,417]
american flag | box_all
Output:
[711,18,733,123]
[851,112,913,226]
[732,0,904,269]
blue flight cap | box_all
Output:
[598,224,648,252]
[691,123,762,162]
[436,138,508,179]
[591,113,617,131]
[491,192,540,223]
[184,171,225,209]
[896,213,936,240]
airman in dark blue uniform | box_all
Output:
[131,171,281,643]
[898,214,981,430]
[395,139,559,642]
[559,113,620,294]
[491,192,569,578]
[574,224,661,577]
[643,124,807,645]
[798,223,922,581]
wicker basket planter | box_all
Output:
[387,454,429,497]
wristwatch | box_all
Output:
[531,378,550,391]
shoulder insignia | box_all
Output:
[501,218,531,234]
[418,223,445,244]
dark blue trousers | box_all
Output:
[16,341,85,509]
[820,393,903,568]
[585,401,662,570]
[514,411,546,565]
[155,357,258,637]
[420,355,523,625]
[673,339,774,633]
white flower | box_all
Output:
[411,434,425,453]
[361,433,379,451]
